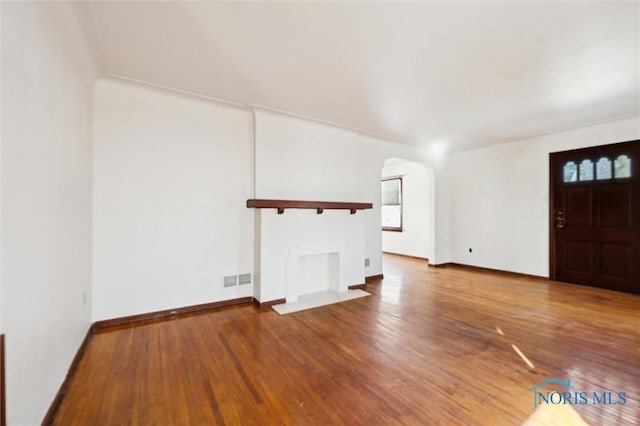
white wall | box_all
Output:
[92,78,254,321]
[0,1,4,335]
[381,160,430,259]
[449,115,640,277]
[92,82,444,312]
[255,110,362,201]
[1,2,101,424]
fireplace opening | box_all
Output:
[298,252,339,296]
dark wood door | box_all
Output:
[550,140,640,294]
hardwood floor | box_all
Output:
[52,254,640,425]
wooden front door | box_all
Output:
[550,140,640,294]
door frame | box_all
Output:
[549,139,639,283]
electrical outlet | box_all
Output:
[469,248,473,253]
[223,275,237,287]
[364,258,370,267]
[238,273,252,285]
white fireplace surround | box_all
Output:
[285,242,346,303]
[254,208,365,303]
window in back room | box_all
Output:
[381,177,402,232]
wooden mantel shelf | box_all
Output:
[247,199,373,215]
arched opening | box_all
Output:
[380,157,434,274]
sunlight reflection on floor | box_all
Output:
[523,403,590,426]
[379,275,403,303]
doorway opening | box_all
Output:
[380,158,434,273]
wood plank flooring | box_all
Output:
[52,254,640,425]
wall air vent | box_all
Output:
[223,275,237,287]
[238,273,252,285]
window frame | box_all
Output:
[381,176,403,232]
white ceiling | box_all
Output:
[88,1,639,152]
